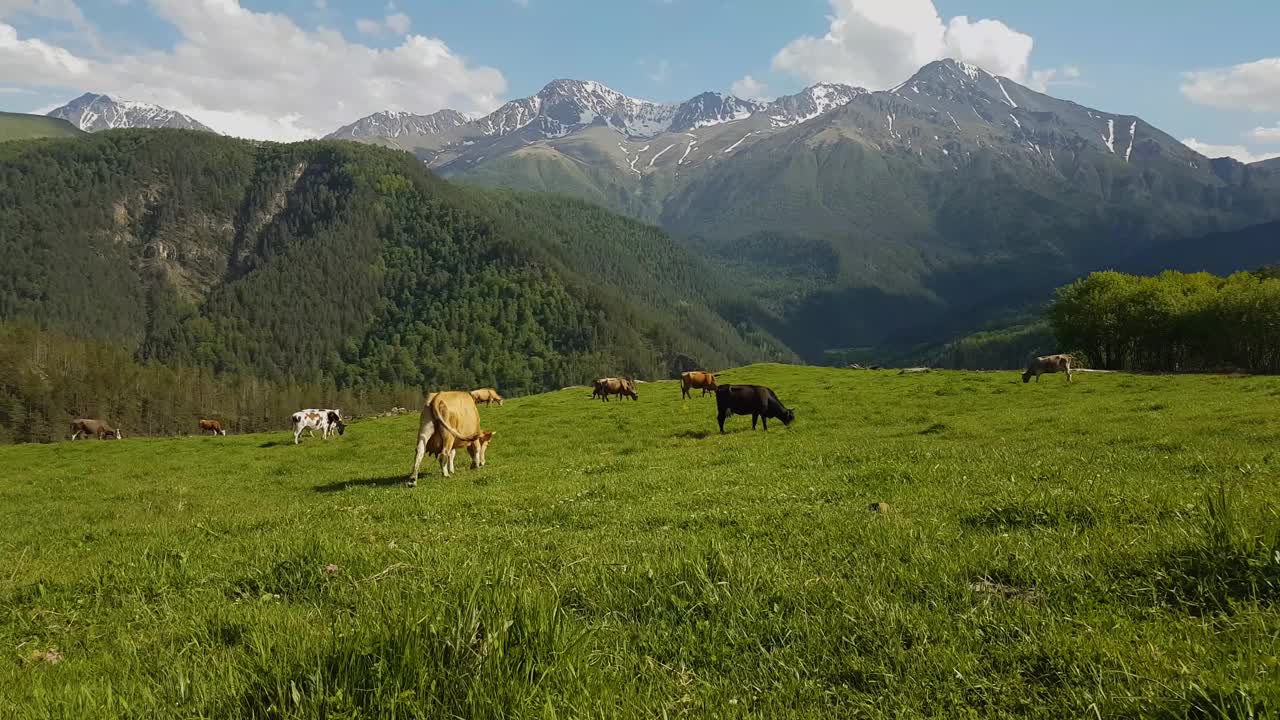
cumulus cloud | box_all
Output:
[1182,138,1280,164]
[1248,123,1280,144]
[0,0,506,141]
[1182,58,1280,113]
[770,0,1036,89]
[731,75,769,99]
[0,0,86,26]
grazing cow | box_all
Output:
[1023,354,1073,383]
[198,419,226,436]
[290,409,345,445]
[715,384,795,433]
[592,377,638,402]
[409,391,494,484]
[681,371,717,399]
[470,387,504,406]
[70,418,122,440]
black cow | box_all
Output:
[715,384,795,433]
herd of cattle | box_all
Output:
[66,355,1075,480]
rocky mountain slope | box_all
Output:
[47,93,214,133]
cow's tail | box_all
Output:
[429,398,480,443]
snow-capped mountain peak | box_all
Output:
[47,93,214,133]
[766,83,866,128]
[327,108,468,140]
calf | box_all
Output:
[409,391,494,484]
[470,387,504,406]
[681,371,717,399]
[198,419,226,436]
[1023,354,1073,383]
[592,377,638,402]
[291,408,345,445]
[70,418,122,440]
[715,384,795,433]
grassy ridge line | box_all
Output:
[2,364,1279,718]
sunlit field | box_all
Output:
[3,364,1278,718]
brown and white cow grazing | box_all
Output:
[1023,354,1073,383]
[681,371,717,399]
[409,391,494,484]
[70,418,122,440]
[470,388,504,406]
[592,377,638,402]
[291,409,345,445]
[198,419,226,436]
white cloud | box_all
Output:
[1182,138,1280,164]
[646,59,670,84]
[1182,57,1280,113]
[358,12,410,36]
[0,1,506,141]
[731,74,769,99]
[770,0,1036,89]
[1028,64,1083,92]
[0,0,86,26]
[1248,123,1280,144]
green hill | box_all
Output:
[0,111,84,142]
[3,365,1278,716]
[0,130,791,402]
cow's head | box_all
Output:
[780,408,796,426]
[1022,371,1032,383]
[328,411,346,435]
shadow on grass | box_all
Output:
[313,475,407,493]
[672,429,713,440]
[258,440,293,448]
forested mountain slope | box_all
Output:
[0,130,789,397]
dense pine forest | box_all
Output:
[0,130,790,441]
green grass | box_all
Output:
[2,364,1279,718]
[0,112,84,142]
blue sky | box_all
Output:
[1,0,1277,160]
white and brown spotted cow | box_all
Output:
[291,408,345,445]
[70,418,122,440]
[1023,354,1074,383]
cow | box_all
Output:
[681,371,717,399]
[715,384,795,433]
[592,377,638,402]
[290,408,345,445]
[409,391,494,484]
[198,419,226,436]
[470,387,504,406]
[70,418,122,440]
[1023,354,1073,383]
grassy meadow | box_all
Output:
[2,364,1278,718]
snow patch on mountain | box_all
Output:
[48,93,214,133]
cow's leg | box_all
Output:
[449,449,458,475]
[468,445,480,469]
[752,413,759,430]
[718,411,727,434]
[408,433,428,486]
[682,385,689,399]
[71,431,80,441]
[762,415,769,431]
[439,435,455,477]
[294,427,303,445]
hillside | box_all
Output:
[328,61,1280,360]
[0,130,790,398]
[3,366,1278,716]
[0,112,84,142]
[46,93,215,132]
[1117,220,1280,276]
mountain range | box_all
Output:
[328,59,1280,358]
[16,60,1280,363]
[46,93,214,133]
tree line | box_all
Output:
[0,321,421,444]
[1049,269,1280,373]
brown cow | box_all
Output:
[1023,354,1073,383]
[470,387,504,406]
[198,419,226,436]
[681,371,717,399]
[408,391,495,484]
[592,377,638,402]
[70,419,122,440]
